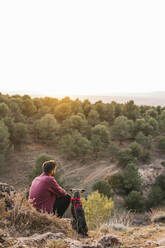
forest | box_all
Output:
[0,92,165,212]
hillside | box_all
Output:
[1,185,165,248]
[0,143,119,192]
[1,142,165,199]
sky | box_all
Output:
[0,1,165,96]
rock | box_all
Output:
[0,182,16,211]
[132,214,151,226]
[12,232,65,248]
[156,238,165,246]
[0,182,16,196]
[66,235,122,248]
[98,235,122,248]
[152,214,165,223]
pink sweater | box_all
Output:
[29,172,66,214]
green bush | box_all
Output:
[108,141,120,161]
[125,191,146,212]
[82,191,114,229]
[161,161,165,167]
[147,185,165,208]
[90,124,110,156]
[111,116,133,142]
[92,180,112,198]
[158,136,165,151]
[135,131,152,149]
[108,163,142,195]
[54,103,71,121]
[140,151,151,163]
[0,102,10,118]
[59,131,92,159]
[154,175,165,191]
[117,148,136,167]
[122,163,142,194]
[12,122,28,146]
[129,142,142,159]
[87,109,100,126]
[108,173,124,195]
[33,114,58,144]
[0,120,10,168]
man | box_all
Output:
[29,160,70,217]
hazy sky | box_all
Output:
[0,1,165,96]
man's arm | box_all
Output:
[48,177,66,197]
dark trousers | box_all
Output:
[53,194,71,218]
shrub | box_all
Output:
[125,191,146,212]
[158,136,165,151]
[147,186,165,208]
[117,148,136,167]
[61,114,88,136]
[54,103,71,121]
[111,116,133,142]
[90,124,111,156]
[92,180,112,198]
[129,142,142,158]
[140,151,151,163]
[0,120,10,168]
[122,163,142,195]
[82,191,114,229]
[161,161,165,167]
[154,174,165,191]
[135,132,152,149]
[59,131,92,159]
[12,122,28,146]
[33,114,58,144]
[108,163,142,195]
[108,173,124,195]
[21,98,36,117]
[108,142,120,161]
[0,102,10,118]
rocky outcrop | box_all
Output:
[138,159,165,196]
[152,214,165,223]
[0,232,122,248]
[0,182,15,212]
[0,182,16,196]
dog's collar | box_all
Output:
[71,198,81,203]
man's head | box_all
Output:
[42,160,58,176]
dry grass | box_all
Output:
[0,192,75,238]
[108,209,135,227]
[46,239,69,248]
[149,208,165,222]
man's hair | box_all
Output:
[42,160,58,175]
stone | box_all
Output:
[98,235,122,248]
[0,182,16,196]
[12,232,65,248]
[153,214,165,223]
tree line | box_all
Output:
[0,93,165,165]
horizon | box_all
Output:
[1,89,165,98]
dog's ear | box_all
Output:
[81,189,85,193]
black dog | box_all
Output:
[70,189,88,237]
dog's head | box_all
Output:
[70,189,85,198]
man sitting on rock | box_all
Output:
[29,160,70,217]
